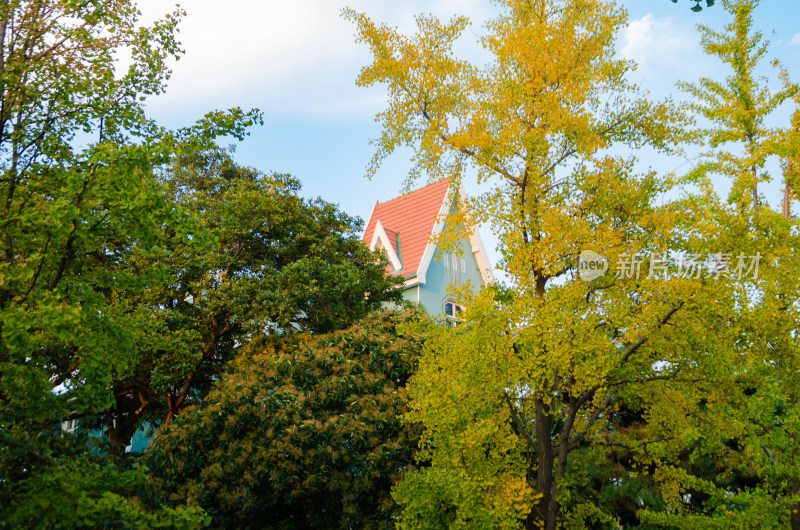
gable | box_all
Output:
[369,220,402,272]
[362,178,451,278]
[363,178,495,289]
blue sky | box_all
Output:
[138,0,800,271]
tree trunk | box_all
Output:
[546,405,577,529]
[785,184,791,220]
[108,400,141,455]
[792,476,800,530]
[530,396,555,529]
[528,272,559,528]
[785,162,793,220]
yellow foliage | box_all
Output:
[347,0,800,527]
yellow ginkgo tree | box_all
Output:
[633,1,800,528]
[679,0,796,212]
[346,0,800,527]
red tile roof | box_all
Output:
[383,227,399,256]
[363,178,451,277]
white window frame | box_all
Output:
[443,298,466,327]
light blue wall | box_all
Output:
[401,285,419,306]
[403,215,486,318]
[129,423,153,453]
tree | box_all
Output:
[345,0,776,527]
[146,310,424,529]
[680,0,795,211]
[105,147,404,448]
[0,1,257,526]
[633,1,800,527]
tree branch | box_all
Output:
[504,390,538,450]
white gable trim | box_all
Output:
[416,182,497,286]
[458,186,496,285]
[470,227,496,284]
[365,200,379,236]
[415,183,455,285]
[369,220,403,272]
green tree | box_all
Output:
[105,147,403,447]
[146,310,424,529]
[0,1,257,526]
[345,0,780,527]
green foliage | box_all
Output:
[0,0,403,524]
[146,310,424,529]
[0,1,258,525]
[631,2,800,526]
[160,147,403,335]
[106,146,404,443]
[1,441,208,529]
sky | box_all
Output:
[136,0,800,273]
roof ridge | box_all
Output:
[374,177,450,206]
[362,178,453,281]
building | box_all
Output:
[362,178,494,323]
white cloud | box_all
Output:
[617,13,723,96]
[136,0,491,118]
[791,33,800,46]
[621,14,694,72]
[138,1,355,99]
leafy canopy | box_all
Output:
[0,1,257,526]
[103,147,404,450]
[680,0,796,210]
[635,1,800,526]
[146,310,425,529]
[344,0,796,527]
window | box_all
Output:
[62,419,79,433]
[443,299,465,327]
